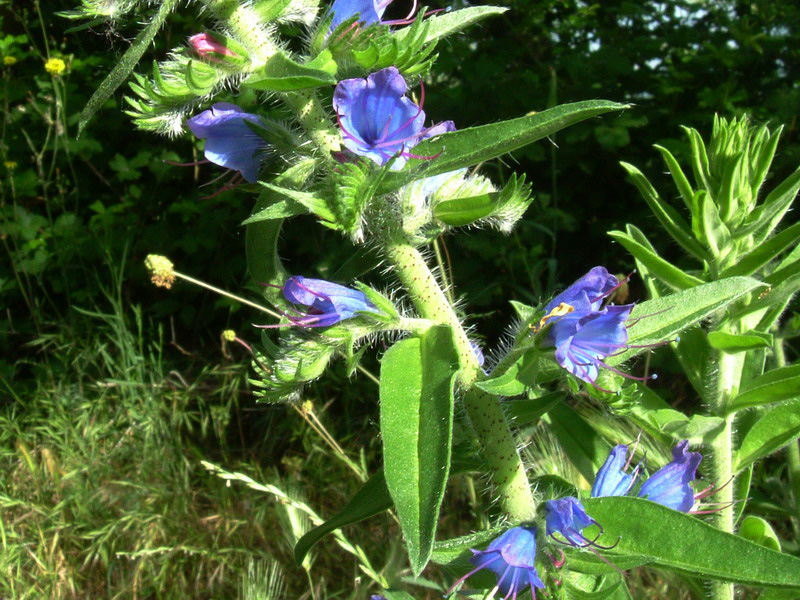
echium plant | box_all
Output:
[75,0,800,598]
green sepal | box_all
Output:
[707,330,773,353]
[243,50,337,91]
[433,173,533,230]
[351,282,400,322]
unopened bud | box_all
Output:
[222,329,237,342]
[188,33,247,66]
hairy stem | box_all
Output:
[383,240,536,520]
[282,90,341,158]
[708,348,742,600]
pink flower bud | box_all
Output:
[189,33,238,61]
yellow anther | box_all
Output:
[530,302,574,333]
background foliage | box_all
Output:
[1,0,798,597]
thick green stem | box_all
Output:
[383,240,536,520]
[282,90,341,158]
[708,348,741,600]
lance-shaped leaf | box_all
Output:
[737,167,800,245]
[620,162,709,261]
[434,173,533,230]
[727,364,800,413]
[395,6,508,46]
[721,222,800,278]
[734,400,800,471]
[608,227,704,290]
[708,330,773,353]
[544,402,612,483]
[378,100,629,194]
[606,276,764,366]
[243,50,337,91]
[380,325,459,575]
[585,496,800,587]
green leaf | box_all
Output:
[739,167,800,245]
[620,162,709,261]
[78,0,179,135]
[728,364,800,413]
[734,400,800,471]
[532,473,578,501]
[294,468,391,565]
[707,330,773,353]
[723,220,800,279]
[254,0,293,21]
[739,516,781,552]
[544,402,612,484]
[565,572,625,600]
[505,391,564,426]
[242,195,308,223]
[476,348,539,396]
[258,182,336,224]
[395,6,508,46]
[608,229,703,291]
[380,326,460,575]
[378,100,629,194]
[243,50,337,91]
[607,277,764,365]
[585,496,800,587]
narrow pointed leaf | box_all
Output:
[728,364,800,412]
[243,50,337,91]
[738,167,800,243]
[395,6,508,45]
[708,330,773,353]
[721,222,800,278]
[378,100,629,194]
[78,0,179,135]
[620,162,708,260]
[586,496,800,587]
[654,144,694,212]
[380,326,460,575]
[544,402,611,483]
[607,276,764,365]
[609,229,704,290]
[734,400,800,471]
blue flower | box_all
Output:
[333,67,455,169]
[637,440,702,512]
[327,0,393,31]
[544,266,621,316]
[186,102,268,183]
[281,276,378,327]
[544,497,597,547]
[591,444,639,498]
[447,526,545,599]
[551,304,634,385]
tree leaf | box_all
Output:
[378,100,629,194]
[728,364,800,413]
[78,0,180,135]
[734,400,800,471]
[585,496,800,587]
[380,325,460,575]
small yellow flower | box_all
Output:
[222,330,236,342]
[44,57,66,76]
[3,56,17,66]
[4,161,17,170]
[144,254,176,289]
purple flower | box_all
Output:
[186,103,268,183]
[544,266,621,316]
[591,444,639,498]
[544,497,598,547]
[281,276,378,327]
[327,0,392,31]
[551,304,634,385]
[447,526,545,599]
[333,67,455,169]
[637,440,702,512]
